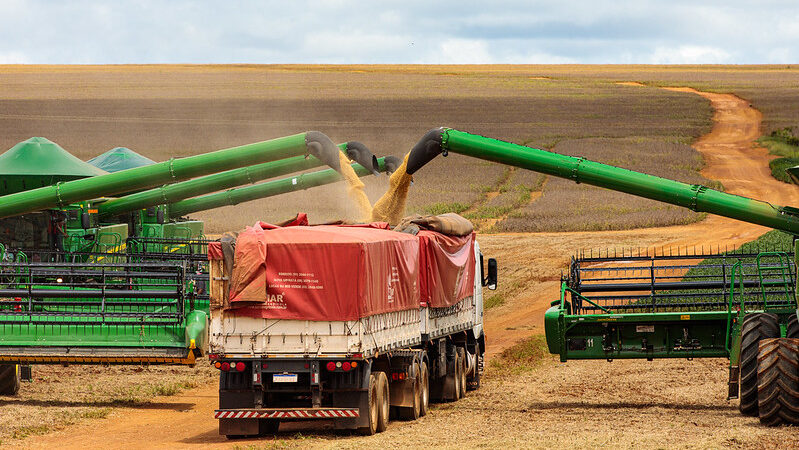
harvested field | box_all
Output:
[0,363,215,443]
[0,65,712,231]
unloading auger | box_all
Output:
[168,156,400,218]
[406,127,799,426]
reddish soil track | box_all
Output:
[23,87,799,448]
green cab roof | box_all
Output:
[0,137,108,177]
[87,147,156,173]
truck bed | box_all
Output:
[209,308,422,358]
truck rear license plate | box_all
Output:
[273,373,298,383]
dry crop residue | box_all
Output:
[21,86,799,448]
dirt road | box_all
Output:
[22,86,799,448]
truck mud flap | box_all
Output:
[215,408,359,419]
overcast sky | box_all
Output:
[0,1,796,64]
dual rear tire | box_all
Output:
[738,313,799,426]
[358,371,390,435]
[398,362,422,420]
[756,338,799,426]
[739,313,780,415]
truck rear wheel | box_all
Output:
[739,312,780,416]
[454,351,464,400]
[398,362,421,420]
[419,361,430,417]
[467,343,482,391]
[0,364,20,396]
[453,348,467,400]
[757,338,799,426]
[458,348,467,399]
[357,373,379,436]
[376,371,390,432]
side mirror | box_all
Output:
[485,258,497,290]
[81,211,91,229]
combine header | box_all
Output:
[407,127,799,426]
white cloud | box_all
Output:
[0,51,29,64]
[649,45,732,64]
[436,39,494,64]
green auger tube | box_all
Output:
[406,128,799,235]
[95,142,380,218]
[168,156,399,218]
[0,131,341,219]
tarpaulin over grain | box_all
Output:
[418,231,475,308]
[225,222,420,321]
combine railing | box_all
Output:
[0,261,186,326]
[566,248,796,314]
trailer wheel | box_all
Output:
[467,343,482,391]
[786,315,799,339]
[457,348,467,400]
[376,371,390,432]
[419,361,430,417]
[398,362,421,421]
[0,364,20,396]
[453,350,464,400]
[357,373,379,436]
[739,313,780,416]
[757,338,799,426]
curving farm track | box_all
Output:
[22,86,799,448]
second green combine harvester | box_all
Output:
[407,127,799,426]
[0,132,391,395]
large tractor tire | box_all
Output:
[0,364,20,396]
[739,313,780,416]
[357,373,379,436]
[757,338,799,426]
[786,314,799,339]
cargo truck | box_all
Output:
[207,215,496,437]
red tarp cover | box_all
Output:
[228,224,420,321]
[208,241,223,260]
[417,231,475,308]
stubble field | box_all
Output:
[0,64,717,232]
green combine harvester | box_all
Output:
[0,132,391,395]
[407,127,799,426]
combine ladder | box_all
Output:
[756,252,795,309]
